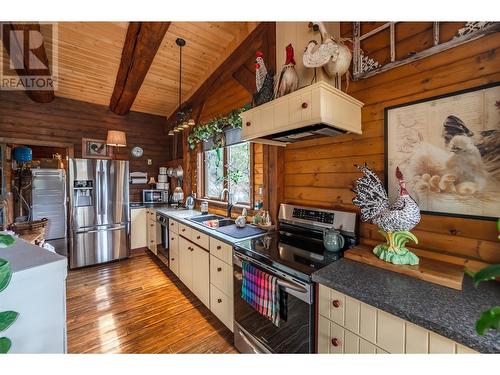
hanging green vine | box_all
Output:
[187,103,251,150]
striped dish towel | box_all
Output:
[241,261,280,326]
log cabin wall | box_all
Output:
[283,22,500,271]
[0,91,172,202]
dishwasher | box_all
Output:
[156,212,169,261]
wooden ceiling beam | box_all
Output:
[167,22,275,125]
[110,22,170,115]
[232,64,255,93]
[1,22,55,103]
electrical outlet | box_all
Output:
[147,159,152,165]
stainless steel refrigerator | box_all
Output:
[31,169,68,256]
[68,158,130,269]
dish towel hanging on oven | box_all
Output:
[241,261,280,326]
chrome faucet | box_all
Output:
[220,188,233,218]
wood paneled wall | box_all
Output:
[0,91,172,202]
[283,23,500,271]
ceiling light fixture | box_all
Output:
[174,37,195,132]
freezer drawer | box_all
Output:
[70,224,129,269]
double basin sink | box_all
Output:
[188,214,235,229]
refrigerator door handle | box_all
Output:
[75,225,126,235]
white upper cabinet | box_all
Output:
[240,82,363,146]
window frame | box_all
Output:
[200,142,253,208]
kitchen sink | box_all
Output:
[188,214,235,229]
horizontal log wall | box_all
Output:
[283,23,500,271]
[0,91,172,202]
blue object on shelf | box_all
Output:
[12,146,32,162]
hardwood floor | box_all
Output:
[66,250,237,353]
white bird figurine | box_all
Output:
[274,43,299,98]
[303,22,339,70]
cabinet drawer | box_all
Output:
[376,310,405,354]
[317,315,344,354]
[191,228,209,250]
[209,237,233,264]
[169,219,179,234]
[210,284,233,332]
[210,255,233,296]
[178,222,192,239]
[318,284,345,325]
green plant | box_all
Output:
[465,219,500,336]
[466,264,500,336]
[0,234,18,354]
[187,103,251,150]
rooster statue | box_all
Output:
[274,44,299,98]
[352,164,421,265]
[253,51,274,107]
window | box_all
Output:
[203,142,251,206]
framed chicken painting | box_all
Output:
[385,82,500,221]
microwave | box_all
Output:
[143,189,168,203]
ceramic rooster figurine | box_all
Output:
[352,163,421,265]
[253,51,274,107]
[274,44,299,98]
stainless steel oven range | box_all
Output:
[232,203,358,353]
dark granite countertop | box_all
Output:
[312,258,500,353]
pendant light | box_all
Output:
[169,37,195,136]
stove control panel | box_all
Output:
[292,208,334,224]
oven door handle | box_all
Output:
[234,269,307,294]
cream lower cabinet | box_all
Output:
[209,237,234,331]
[317,284,477,354]
[178,235,210,308]
[171,220,234,332]
[131,208,147,249]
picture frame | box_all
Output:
[81,138,113,159]
[384,82,500,221]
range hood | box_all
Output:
[240,81,364,146]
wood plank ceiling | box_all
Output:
[24,22,258,117]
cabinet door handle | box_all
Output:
[171,258,175,261]
[332,300,341,308]
[331,338,340,347]
[245,121,251,127]
[217,267,222,272]
[182,228,185,232]
[216,245,221,250]
[171,237,175,241]
[196,235,201,239]
[301,102,308,109]
[217,298,222,303]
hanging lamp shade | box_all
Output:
[106,130,127,147]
